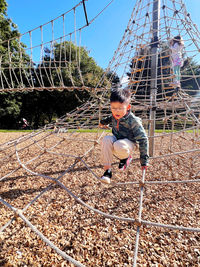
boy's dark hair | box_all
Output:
[110,87,131,103]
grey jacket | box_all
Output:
[100,111,149,166]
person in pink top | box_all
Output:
[169,35,184,88]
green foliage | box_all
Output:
[23,41,115,128]
[181,58,200,95]
[0,0,7,15]
[0,3,117,129]
[0,0,28,128]
[19,89,91,128]
[0,92,22,128]
[35,41,110,88]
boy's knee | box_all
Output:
[101,136,114,146]
[113,140,129,153]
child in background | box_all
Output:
[169,35,184,87]
[99,87,149,184]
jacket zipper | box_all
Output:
[113,110,130,131]
[112,114,120,131]
[116,120,119,130]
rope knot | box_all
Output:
[134,219,142,227]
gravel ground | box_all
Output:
[0,131,200,266]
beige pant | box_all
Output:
[101,135,134,166]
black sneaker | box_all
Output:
[119,155,132,171]
[100,169,112,184]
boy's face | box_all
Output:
[110,101,129,120]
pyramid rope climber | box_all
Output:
[0,0,200,266]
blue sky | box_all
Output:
[6,0,200,69]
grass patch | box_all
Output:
[0,128,111,133]
[0,128,199,134]
[67,128,111,133]
[0,129,33,133]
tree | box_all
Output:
[21,41,115,128]
[181,58,200,95]
[0,3,118,129]
[0,0,30,128]
[0,92,23,128]
[34,42,111,88]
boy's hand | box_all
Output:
[99,123,109,129]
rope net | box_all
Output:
[0,0,200,266]
[0,0,113,93]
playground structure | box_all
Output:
[0,0,200,266]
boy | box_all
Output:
[99,87,149,184]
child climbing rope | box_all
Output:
[99,87,149,184]
[169,35,184,88]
